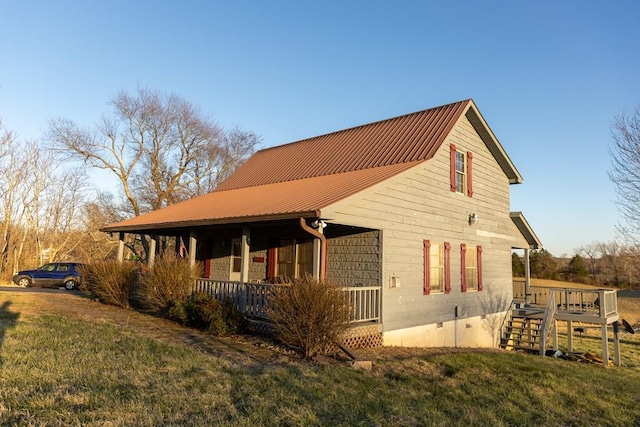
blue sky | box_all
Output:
[1,1,638,256]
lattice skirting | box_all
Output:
[245,318,275,336]
[340,324,383,349]
[247,319,382,351]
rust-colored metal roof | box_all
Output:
[102,98,522,233]
[101,162,420,232]
[217,100,471,190]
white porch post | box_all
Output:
[312,238,322,280]
[240,227,250,283]
[189,231,197,269]
[117,232,125,262]
[148,234,157,267]
[524,248,531,305]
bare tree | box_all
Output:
[597,240,640,288]
[575,242,601,281]
[0,121,26,274]
[47,88,260,219]
[609,104,640,244]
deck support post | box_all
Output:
[613,321,621,366]
[552,320,558,351]
[567,320,573,352]
[601,324,609,367]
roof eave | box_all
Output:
[465,101,524,185]
[100,210,322,234]
[510,211,542,249]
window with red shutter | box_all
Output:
[424,240,446,295]
[450,145,473,197]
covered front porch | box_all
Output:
[111,217,385,346]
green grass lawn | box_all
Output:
[1,294,640,426]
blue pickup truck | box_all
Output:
[12,262,83,290]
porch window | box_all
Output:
[461,244,483,292]
[276,239,313,279]
[423,240,451,295]
[450,144,473,197]
[231,239,242,273]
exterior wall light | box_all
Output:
[469,213,478,225]
[312,220,327,229]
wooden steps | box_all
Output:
[501,314,544,353]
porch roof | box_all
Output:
[101,161,418,233]
[510,211,542,249]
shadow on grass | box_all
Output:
[0,301,20,366]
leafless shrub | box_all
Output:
[137,253,202,311]
[79,261,139,308]
[267,275,351,358]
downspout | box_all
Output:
[299,217,327,280]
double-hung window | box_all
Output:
[450,144,473,197]
[455,151,466,194]
[424,240,451,295]
[461,244,483,292]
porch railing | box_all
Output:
[512,280,617,318]
[193,279,382,324]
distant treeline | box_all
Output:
[513,241,640,288]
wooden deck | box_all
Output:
[504,282,620,366]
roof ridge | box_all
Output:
[257,99,472,154]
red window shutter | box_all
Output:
[423,240,431,295]
[477,245,483,291]
[444,242,451,294]
[267,239,277,279]
[460,243,467,292]
[450,144,457,192]
[467,151,473,197]
[204,259,211,279]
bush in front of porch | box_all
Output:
[79,261,139,308]
[267,275,351,358]
[166,293,245,336]
[136,253,202,311]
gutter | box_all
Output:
[299,217,327,280]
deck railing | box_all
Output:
[513,280,617,318]
[193,279,382,324]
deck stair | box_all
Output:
[500,308,546,352]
